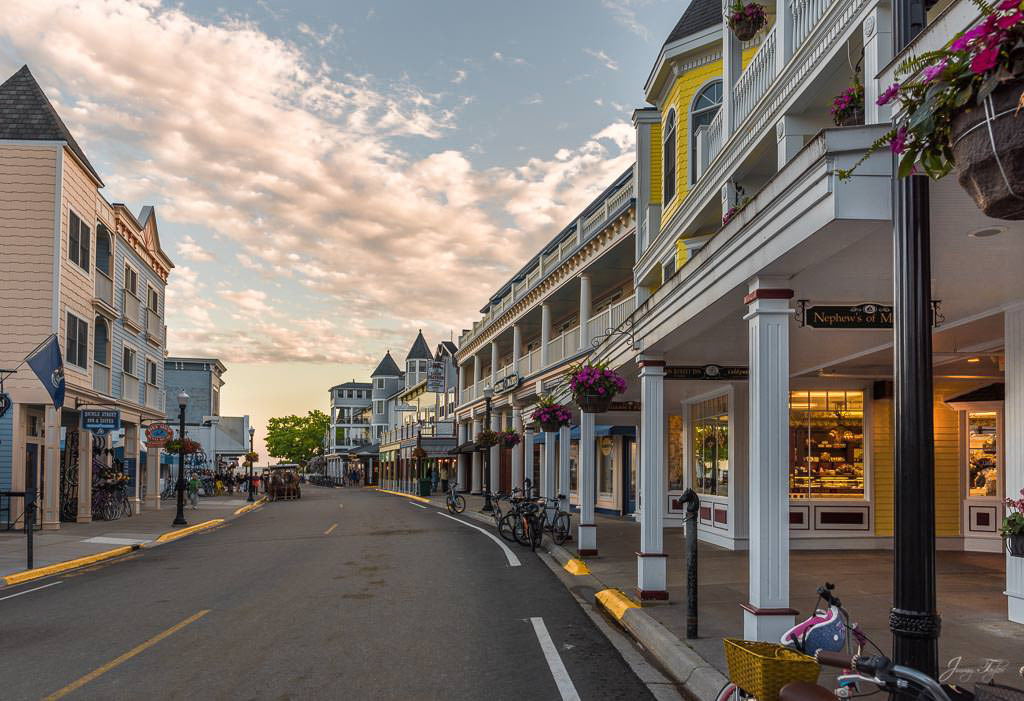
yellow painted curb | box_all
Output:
[4,545,138,586]
[155,519,225,543]
[564,558,591,576]
[374,488,431,504]
[595,588,640,621]
[233,497,267,516]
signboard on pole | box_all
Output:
[81,409,121,436]
[145,422,173,448]
[426,361,446,393]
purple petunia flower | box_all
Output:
[971,44,1001,74]
[921,59,948,82]
[877,82,900,106]
[890,126,908,154]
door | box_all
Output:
[963,408,1003,551]
[624,437,637,514]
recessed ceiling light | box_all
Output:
[968,227,1005,238]
[966,357,981,363]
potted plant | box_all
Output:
[838,0,1024,219]
[531,395,573,432]
[567,362,627,414]
[831,81,865,126]
[727,0,767,41]
[165,437,202,455]
[499,430,521,448]
[1002,488,1024,557]
[476,428,500,448]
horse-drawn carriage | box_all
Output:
[265,465,301,501]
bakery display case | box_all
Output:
[789,390,865,500]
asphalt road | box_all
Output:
[0,486,657,700]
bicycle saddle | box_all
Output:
[779,682,837,701]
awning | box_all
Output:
[532,425,636,443]
[448,441,477,455]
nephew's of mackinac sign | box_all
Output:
[797,300,942,329]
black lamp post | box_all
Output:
[173,390,189,526]
[247,426,256,502]
[481,384,494,513]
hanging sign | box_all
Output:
[81,409,121,436]
[797,300,942,329]
[493,373,521,394]
[426,361,446,393]
[666,365,749,381]
[0,392,9,419]
[145,422,173,448]
[608,400,641,412]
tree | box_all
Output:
[264,410,330,466]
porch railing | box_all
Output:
[145,308,162,344]
[93,361,111,395]
[94,270,114,308]
[122,289,141,327]
[792,0,834,52]
[734,25,778,126]
[122,373,139,403]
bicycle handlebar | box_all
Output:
[814,651,951,701]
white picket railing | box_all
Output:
[706,109,725,167]
[610,294,636,329]
[529,348,541,373]
[791,0,834,51]
[734,25,778,127]
[606,180,633,214]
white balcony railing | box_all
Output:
[95,270,114,308]
[122,289,142,327]
[606,180,634,215]
[145,383,163,410]
[734,25,778,128]
[122,373,139,403]
[146,308,162,343]
[705,109,725,170]
[93,361,111,395]
[791,0,833,52]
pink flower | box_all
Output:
[997,0,1020,11]
[971,44,1001,74]
[921,59,948,82]
[877,82,900,105]
[996,11,1022,29]
[890,126,909,154]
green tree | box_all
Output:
[265,410,330,466]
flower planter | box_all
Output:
[951,77,1024,220]
[539,419,565,433]
[577,390,613,414]
[731,16,764,41]
[1008,534,1024,558]
[838,106,864,127]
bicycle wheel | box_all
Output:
[452,495,466,513]
[513,514,531,547]
[498,512,518,542]
[553,512,571,545]
[121,495,132,519]
[103,497,118,521]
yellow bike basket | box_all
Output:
[723,638,821,701]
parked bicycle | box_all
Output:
[445,482,466,514]
[92,482,131,521]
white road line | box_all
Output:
[408,502,428,509]
[437,512,521,567]
[0,581,62,601]
[530,617,581,701]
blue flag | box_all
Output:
[26,335,65,409]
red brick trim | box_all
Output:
[743,288,795,305]
[638,588,670,601]
[578,549,599,556]
[740,602,800,616]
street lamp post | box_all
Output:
[173,391,189,526]
[481,384,494,513]
[248,426,256,502]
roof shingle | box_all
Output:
[663,0,722,47]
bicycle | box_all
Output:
[445,482,466,513]
[785,650,952,701]
[535,494,572,545]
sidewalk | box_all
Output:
[0,495,252,579]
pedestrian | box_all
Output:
[187,473,200,509]
[440,463,449,495]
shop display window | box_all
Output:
[570,441,579,492]
[789,391,865,500]
[598,437,614,495]
[668,415,685,491]
[692,395,729,497]
[967,411,998,497]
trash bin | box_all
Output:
[418,478,432,497]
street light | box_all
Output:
[247,426,256,502]
[481,383,494,513]
[173,390,189,526]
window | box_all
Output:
[122,345,136,376]
[375,378,385,389]
[690,81,723,183]
[967,411,999,497]
[147,286,159,313]
[663,109,677,203]
[374,400,385,415]
[65,313,88,369]
[598,437,615,495]
[124,263,138,296]
[68,210,90,272]
[692,395,729,497]
[146,358,157,385]
[419,360,428,373]
[668,415,684,490]
[789,391,865,499]
[662,257,676,282]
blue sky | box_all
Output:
[0,0,684,457]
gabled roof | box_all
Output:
[406,330,433,361]
[0,65,103,185]
[663,0,721,47]
[436,341,457,359]
[371,351,401,377]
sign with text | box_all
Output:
[145,422,173,448]
[805,303,893,329]
[81,409,121,436]
[493,373,521,394]
[665,365,749,381]
[608,401,641,412]
[426,361,446,393]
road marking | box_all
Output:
[408,501,428,509]
[437,512,520,567]
[43,609,210,700]
[324,523,337,535]
[82,536,150,546]
[0,581,62,601]
[530,617,581,701]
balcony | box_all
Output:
[93,270,115,313]
[93,361,111,395]
[547,326,580,366]
[122,289,142,332]
[382,420,456,445]
[145,308,162,345]
[122,373,139,403]
[145,383,163,410]
[587,295,637,346]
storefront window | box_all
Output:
[598,437,614,495]
[789,391,864,499]
[692,395,729,497]
[668,415,684,491]
[570,441,579,492]
[967,411,998,497]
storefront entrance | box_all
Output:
[948,384,1005,552]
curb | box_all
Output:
[233,497,267,516]
[153,518,225,544]
[373,488,432,504]
[3,544,141,586]
[544,539,729,701]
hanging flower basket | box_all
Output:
[499,430,521,448]
[1002,488,1024,557]
[951,77,1024,220]
[531,395,573,432]
[727,0,767,41]
[165,438,202,455]
[567,362,627,414]
[476,428,500,448]
[831,82,865,127]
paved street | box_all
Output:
[0,486,658,700]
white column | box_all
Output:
[578,411,597,555]
[744,278,796,641]
[863,4,893,123]
[579,274,592,351]
[558,424,571,513]
[543,431,556,499]
[541,304,552,367]
[77,427,93,524]
[512,325,522,374]
[457,423,468,490]
[721,13,742,138]
[489,411,500,494]
[1005,304,1024,623]
[523,427,535,492]
[128,423,142,515]
[146,447,160,510]
[511,407,523,491]
[637,359,668,600]
[490,341,499,387]
[43,407,60,529]
[471,419,482,494]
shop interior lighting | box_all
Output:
[966,357,981,363]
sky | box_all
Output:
[0,0,684,460]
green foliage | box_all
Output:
[265,410,330,466]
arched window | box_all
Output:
[663,109,676,204]
[690,80,723,183]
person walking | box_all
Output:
[440,463,449,495]
[187,473,200,509]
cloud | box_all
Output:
[451,69,467,84]
[175,234,214,262]
[297,22,341,47]
[0,0,634,366]
[523,93,543,105]
[602,0,650,41]
[584,48,619,71]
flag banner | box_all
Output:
[26,335,65,409]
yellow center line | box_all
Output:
[324,523,338,535]
[42,609,210,700]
